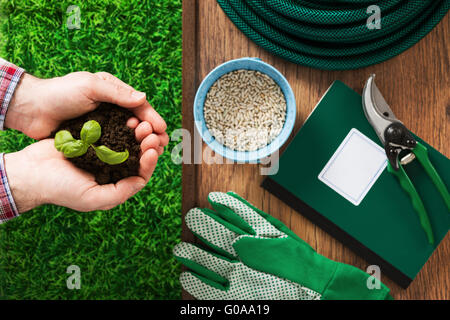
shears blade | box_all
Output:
[362,74,400,145]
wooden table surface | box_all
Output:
[182,0,449,300]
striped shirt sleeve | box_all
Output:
[0,58,25,130]
[0,58,24,223]
[0,153,19,223]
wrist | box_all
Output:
[321,262,392,300]
[3,151,44,213]
[4,73,43,136]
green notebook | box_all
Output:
[262,81,449,288]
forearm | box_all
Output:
[2,151,43,214]
[3,73,42,134]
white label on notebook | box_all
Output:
[318,128,387,206]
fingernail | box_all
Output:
[132,91,146,100]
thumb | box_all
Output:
[83,176,146,211]
[89,78,147,108]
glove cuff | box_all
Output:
[321,263,392,300]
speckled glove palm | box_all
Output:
[174,192,392,300]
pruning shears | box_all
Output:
[362,74,450,245]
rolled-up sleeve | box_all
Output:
[0,154,19,223]
[0,58,24,223]
[0,58,25,131]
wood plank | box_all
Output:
[182,0,449,299]
[181,0,198,300]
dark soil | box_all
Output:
[55,103,140,185]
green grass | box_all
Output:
[0,0,181,299]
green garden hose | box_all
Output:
[216,0,449,70]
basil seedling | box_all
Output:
[55,120,129,165]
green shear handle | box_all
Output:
[387,142,450,245]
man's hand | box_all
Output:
[2,70,169,213]
[5,71,167,141]
[4,127,168,212]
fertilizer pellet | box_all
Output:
[203,70,286,152]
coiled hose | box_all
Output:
[216,0,449,70]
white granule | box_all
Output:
[203,70,286,152]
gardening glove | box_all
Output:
[174,191,392,300]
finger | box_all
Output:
[126,117,139,129]
[157,132,169,147]
[185,208,245,259]
[139,148,158,182]
[174,242,234,278]
[208,192,284,238]
[156,146,164,156]
[141,134,160,153]
[82,176,146,211]
[135,121,153,142]
[40,138,67,158]
[180,272,226,300]
[94,72,135,91]
[89,76,147,108]
[129,101,167,133]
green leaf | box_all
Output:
[54,130,76,151]
[55,130,89,158]
[93,145,129,165]
[80,120,101,144]
[60,140,89,158]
